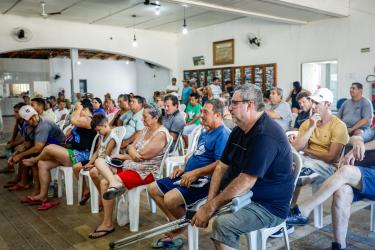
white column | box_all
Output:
[70,48,79,102]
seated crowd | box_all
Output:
[1,79,374,250]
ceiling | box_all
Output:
[0,0,341,33]
[0,49,134,61]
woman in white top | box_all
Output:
[89,103,171,239]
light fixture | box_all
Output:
[132,14,138,47]
[132,34,137,47]
[126,60,130,64]
[182,7,188,34]
[77,61,81,65]
[155,1,160,15]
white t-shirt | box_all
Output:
[210,84,222,99]
[42,109,57,123]
[54,108,69,122]
[99,127,125,157]
[166,85,179,93]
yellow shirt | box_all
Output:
[298,116,349,163]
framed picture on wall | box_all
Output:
[213,39,235,66]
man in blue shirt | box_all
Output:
[287,127,375,250]
[148,99,230,244]
[192,84,294,250]
[181,80,192,105]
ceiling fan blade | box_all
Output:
[48,11,62,16]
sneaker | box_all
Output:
[297,167,319,186]
[332,242,346,250]
[270,224,294,238]
[286,205,309,225]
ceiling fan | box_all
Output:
[40,0,62,18]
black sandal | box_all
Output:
[88,227,115,239]
[103,186,126,200]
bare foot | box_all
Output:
[23,157,37,167]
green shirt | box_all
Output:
[185,103,201,125]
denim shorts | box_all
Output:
[353,166,375,202]
[211,202,284,249]
[66,149,90,165]
[156,176,209,209]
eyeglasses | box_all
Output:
[229,99,250,106]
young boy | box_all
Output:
[73,113,124,205]
[182,93,202,147]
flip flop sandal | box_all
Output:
[151,236,184,249]
[88,227,115,239]
[38,201,60,211]
[79,193,91,206]
[21,196,45,205]
[0,168,14,174]
[103,186,126,200]
[8,184,30,192]
[3,183,16,188]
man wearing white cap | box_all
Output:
[291,88,349,190]
[7,105,65,194]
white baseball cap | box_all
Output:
[309,88,334,104]
[19,105,38,120]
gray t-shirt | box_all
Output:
[337,98,373,129]
[269,101,292,131]
[24,118,65,144]
[123,109,145,140]
[162,110,185,137]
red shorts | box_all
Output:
[117,170,155,190]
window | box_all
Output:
[11,83,30,96]
[301,60,338,107]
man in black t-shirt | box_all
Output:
[192,84,294,250]
[293,91,312,129]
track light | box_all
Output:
[132,34,137,47]
[132,14,138,47]
[155,1,160,15]
[182,7,188,34]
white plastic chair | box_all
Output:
[57,132,100,206]
[78,126,126,213]
[245,150,302,250]
[165,126,203,177]
[107,112,116,124]
[187,198,207,250]
[122,137,173,232]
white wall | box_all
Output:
[176,0,375,100]
[136,60,171,100]
[50,58,137,99]
[0,57,170,100]
[0,58,49,73]
[0,14,178,77]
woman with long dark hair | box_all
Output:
[286,81,309,113]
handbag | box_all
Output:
[117,192,129,226]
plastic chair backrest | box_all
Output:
[291,149,303,190]
[89,133,101,158]
[188,125,203,153]
[107,112,116,124]
[159,136,174,178]
[111,126,127,154]
[336,98,347,110]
